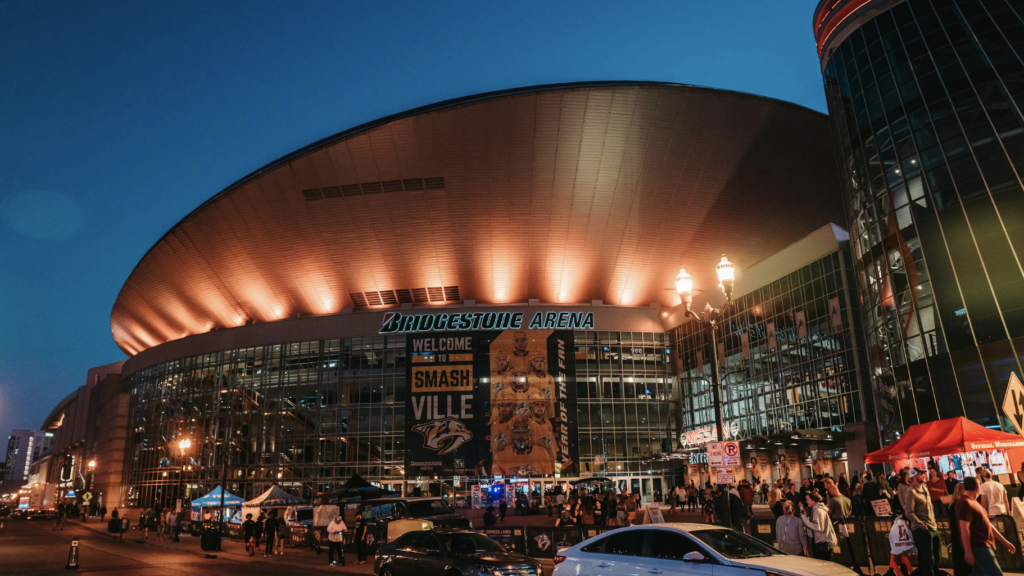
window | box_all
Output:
[396,532,430,552]
[603,530,646,556]
[646,530,705,560]
[580,536,607,553]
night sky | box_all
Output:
[0,1,825,438]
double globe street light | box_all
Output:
[675,255,735,447]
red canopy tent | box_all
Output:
[865,416,1024,466]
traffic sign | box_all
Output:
[1002,373,1024,439]
[722,441,741,466]
[714,468,735,485]
[707,442,724,466]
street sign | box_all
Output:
[722,441,741,466]
[1002,373,1024,439]
[66,539,80,570]
[707,442,724,466]
[714,468,735,485]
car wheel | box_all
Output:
[380,567,394,576]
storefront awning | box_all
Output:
[865,417,1024,464]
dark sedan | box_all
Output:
[374,528,541,576]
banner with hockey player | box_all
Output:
[404,329,578,478]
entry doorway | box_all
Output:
[614,475,665,503]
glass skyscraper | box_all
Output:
[816,0,1024,442]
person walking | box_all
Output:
[157,509,166,540]
[242,513,256,556]
[254,512,265,551]
[739,481,755,518]
[275,516,286,555]
[118,515,129,543]
[948,483,970,576]
[957,476,1016,576]
[354,512,368,564]
[263,510,278,557]
[801,492,838,561]
[775,501,807,556]
[483,506,497,526]
[167,509,179,542]
[326,514,347,565]
[100,505,107,522]
[498,498,508,522]
[140,510,150,540]
[901,468,940,576]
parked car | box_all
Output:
[552,523,855,576]
[374,528,541,576]
[360,497,471,547]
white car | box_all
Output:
[552,523,855,576]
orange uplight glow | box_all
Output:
[109,84,844,355]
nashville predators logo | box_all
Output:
[533,534,551,551]
[508,464,540,476]
[413,417,473,455]
[493,432,510,452]
[539,435,554,450]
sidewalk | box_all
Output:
[71,518,375,575]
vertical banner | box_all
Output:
[795,311,807,340]
[405,329,578,478]
[767,323,777,349]
[829,297,842,329]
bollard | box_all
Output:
[65,539,80,570]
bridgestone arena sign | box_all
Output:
[404,328,580,478]
[379,311,595,334]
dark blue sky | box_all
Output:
[0,1,825,436]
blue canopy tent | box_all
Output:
[190,485,244,522]
[192,486,245,506]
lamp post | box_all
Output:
[676,256,735,445]
[177,438,191,513]
[677,256,736,525]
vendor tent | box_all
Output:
[318,473,398,504]
[865,416,1024,464]
[243,485,307,508]
[191,485,245,506]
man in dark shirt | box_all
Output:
[263,511,279,557]
[957,477,1015,575]
[242,513,256,556]
[483,506,497,526]
[945,471,959,496]
[861,473,880,516]
[354,513,368,564]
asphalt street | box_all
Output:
[0,517,373,576]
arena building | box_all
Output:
[110,82,851,507]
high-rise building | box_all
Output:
[815,0,1024,443]
[4,430,53,482]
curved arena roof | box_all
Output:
[112,81,844,355]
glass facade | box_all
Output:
[821,0,1024,442]
[673,250,870,445]
[122,330,677,508]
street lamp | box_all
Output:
[87,460,96,490]
[177,438,191,513]
[677,256,737,523]
[676,255,735,445]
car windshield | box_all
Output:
[690,529,785,559]
[407,500,452,516]
[439,533,506,554]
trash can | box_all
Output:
[200,528,221,551]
